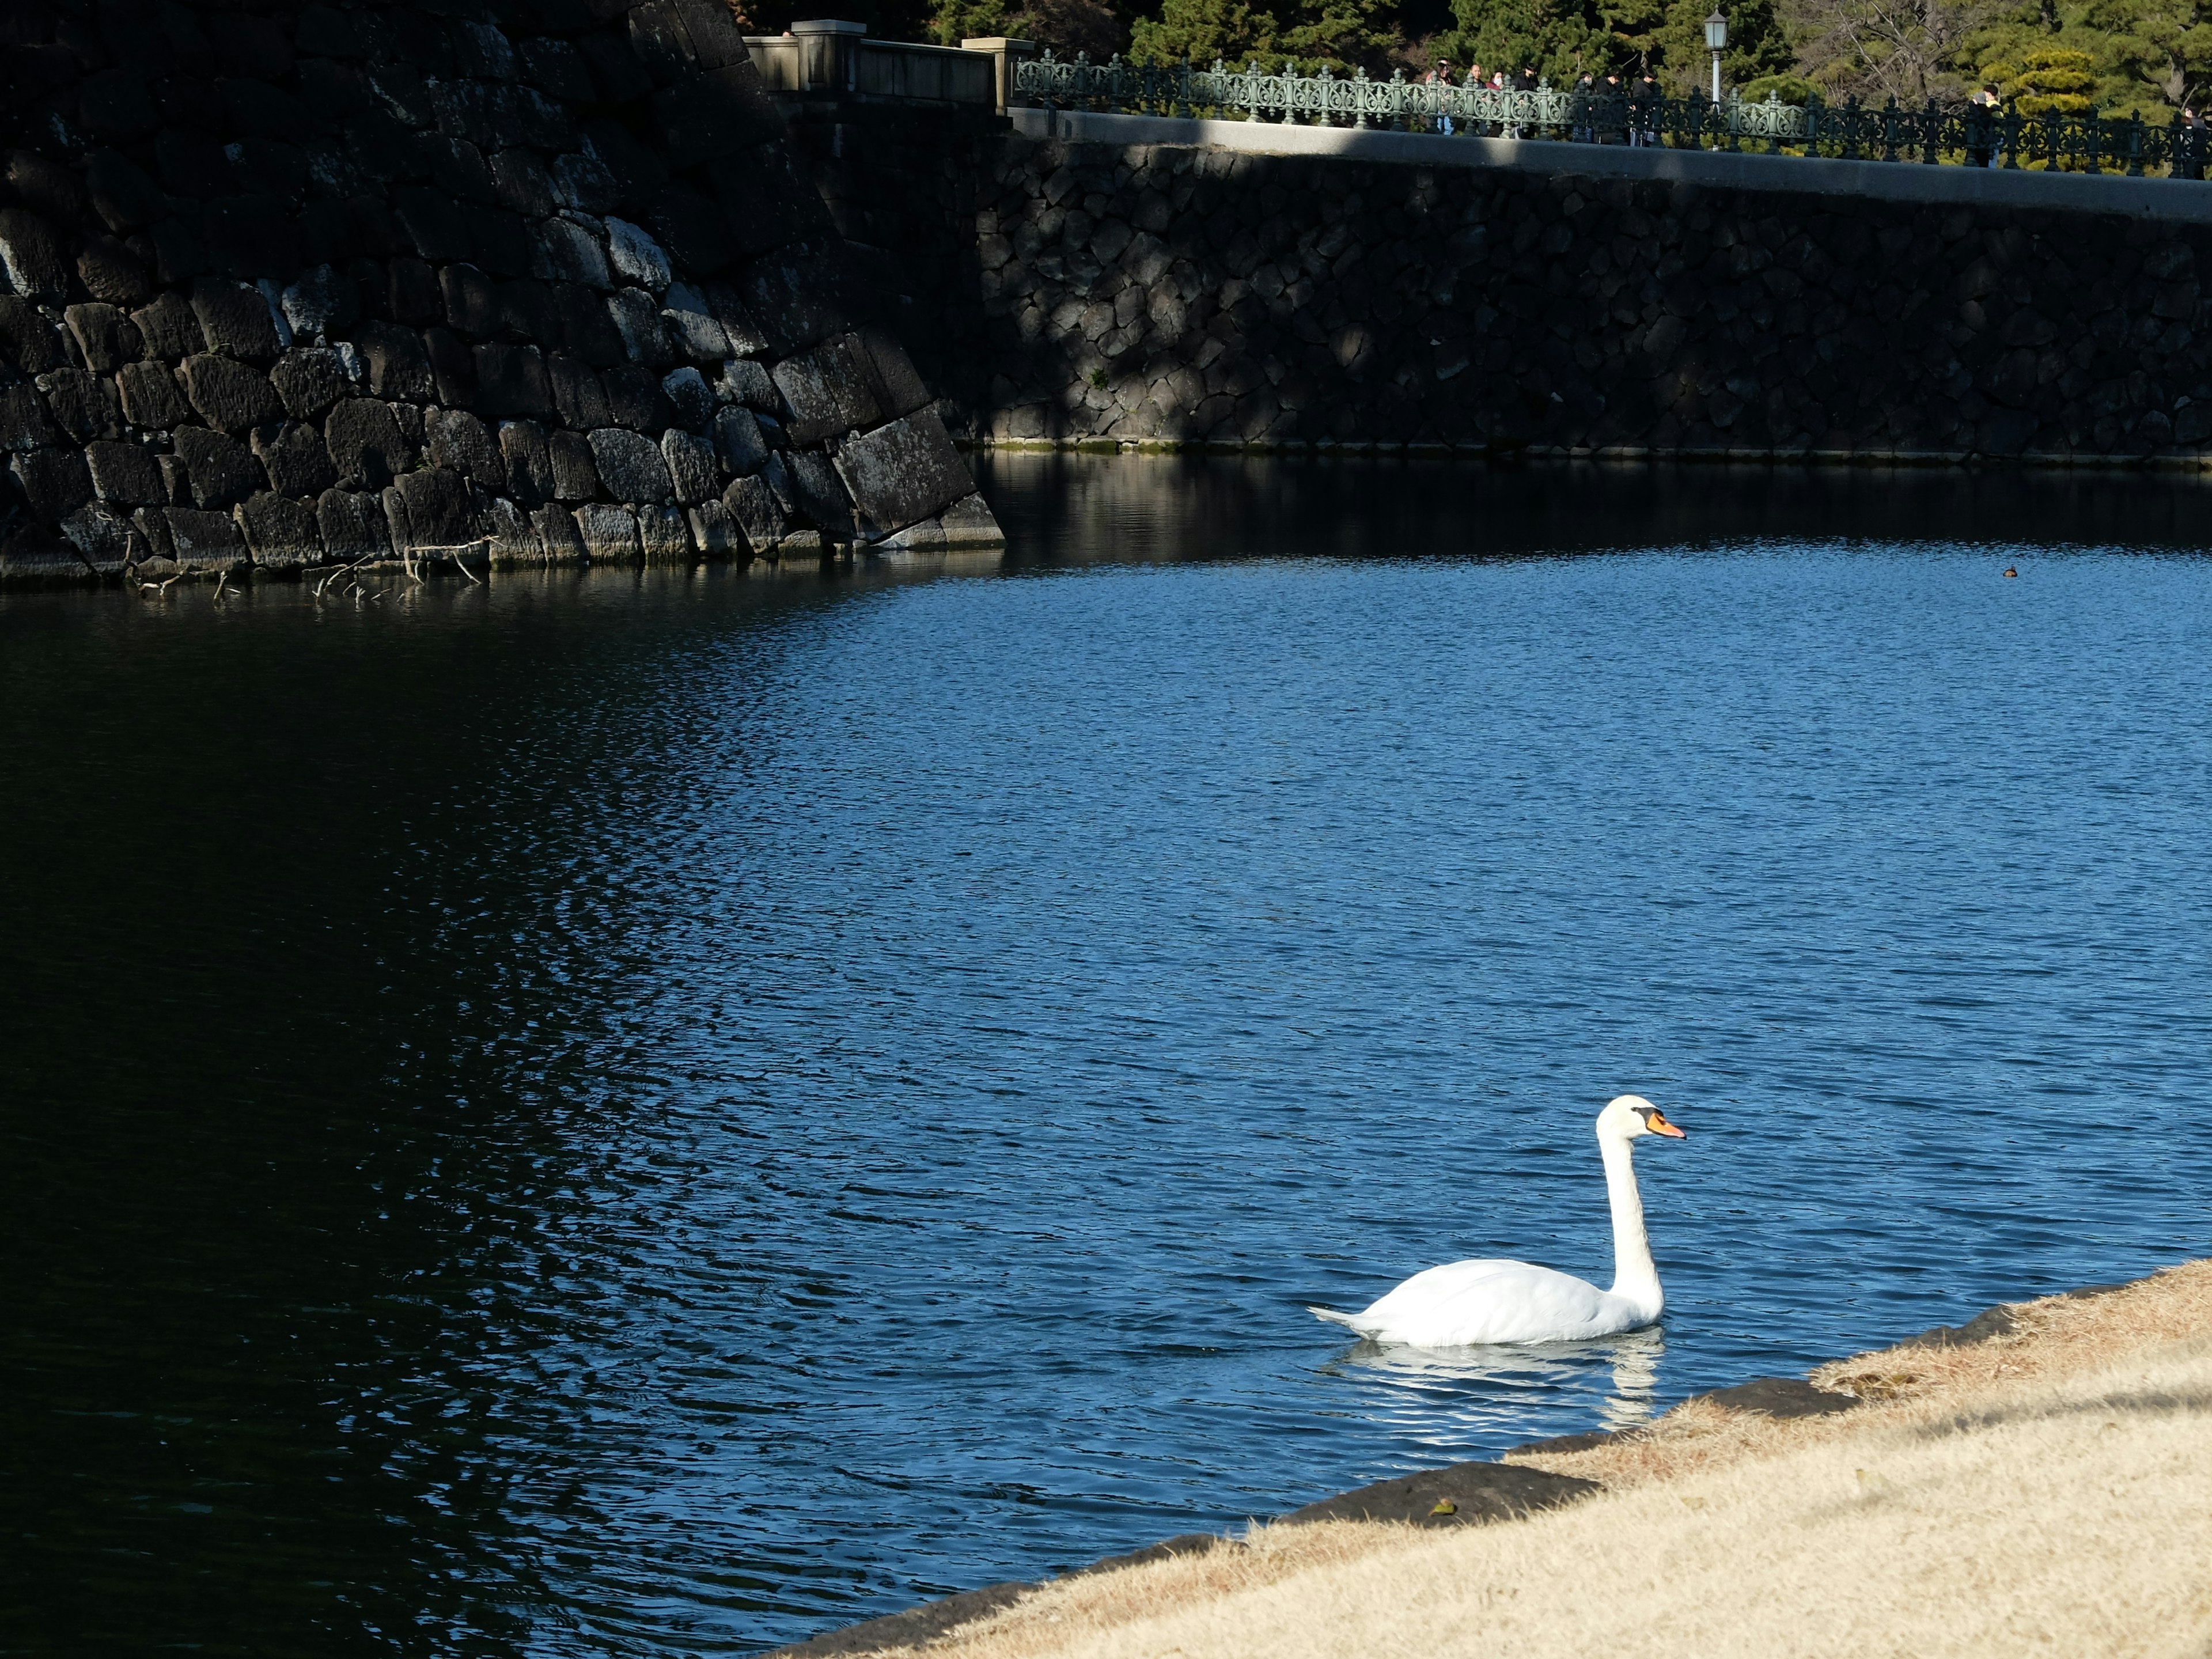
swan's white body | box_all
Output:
[1310,1095,1687,1347]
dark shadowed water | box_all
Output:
[3,456,2208,1657]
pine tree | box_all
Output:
[1444,0,1600,84]
[1130,0,1284,65]
[1650,0,1792,92]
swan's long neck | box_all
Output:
[1600,1132,1663,1317]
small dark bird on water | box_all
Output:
[2003,566,2018,578]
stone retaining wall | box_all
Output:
[808,107,2212,463]
[0,0,998,587]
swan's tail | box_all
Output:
[1308,1305,1368,1332]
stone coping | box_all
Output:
[1009,106,2212,222]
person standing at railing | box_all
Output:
[1631,71,1659,146]
[1967,84,2000,167]
[1601,72,1624,142]
[2181,108,2206,179]
[1573,71,1594,141]
[1427,58,1456,135]
[1514,64,1536,138]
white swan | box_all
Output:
[1309,1094,1689,1346]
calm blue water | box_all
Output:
[2,456,2208,1657]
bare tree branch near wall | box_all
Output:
[1790,0,2005,101]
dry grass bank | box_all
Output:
[872,1261,2212,1659]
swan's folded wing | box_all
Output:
[1359,1259,1618,1346]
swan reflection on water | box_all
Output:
[1318,1325,1666,1452]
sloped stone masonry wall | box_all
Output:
[0,0,998,586]
[806,119,2212,462]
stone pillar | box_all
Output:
[960,37,1039,115]
[791,18,870,96]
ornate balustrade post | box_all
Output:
[2127,111,2145,175]
[1921,98,1938,164]
[2002,100,2021,168]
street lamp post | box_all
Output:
[1704,8,1727,105]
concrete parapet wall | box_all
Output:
[0,0,999,588]
[807,102,2212,464]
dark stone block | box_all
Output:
[384,466,475,551]
[581,118,666,207]
[784,448,854,540]
[86,438,164,505]
[129,291,202,361]
[672,0,751,69]
[687,497,744,558]
[0,297,70,374]
[491,150,555,219]
[832,407,973,535]
[206,13,293,81]
[710,404,766,474]
[224,77,309,142]
[663,366,714,431]
[557,283,626,365]
[475,342,555,418]
[299,199,352,270]
[520,37,594,104]
[60,504,141,577]
[298,6,368,60]
[472,210,535,280]
[1280,1459,1598,1528]
[498,418,555,507]
[771,335,881,445]
[443,264,501,340]
[181,355,282,434]
[660,426,715,505]
[626,0,696,84]
[427,137,499,208]
[534,502,588,562]
[453,18,520,81]
[855,326,932,421]
[112,360,185,429]
[646,180,733,275]
[316,487,390,559]
[157,128,237,199]
[721,471,784,546]
[588,426,671,503]
[173,425,265,509]
[393,187,473,263]
[426,327,477,406]
[652,66,781,171]
[251,419,338,497]
[740,251,850,356]
[608,287,676,368]
[190,279,282,363]
[86,148,165,233]
[236,490,322,570]
[367,62,438,128]
[495,280,559,347]
[164,505,247,570]
[270,349,354,421]
[325,397,416,489]
[426,406,507,491]
[146,214,209,284]
[0,383,64,451]
[537,217,612,290]
[63,303,142,373]
[601,362,676,432]
[9,153,89,228]
[349,323,436,402]
[0,210,71,300]
[389,258,442,327]
[77,234,154,306]
[12,448,94,520]
[578,31,654,107]
[40,368,124,443]
[78,69,156,140]
[511,86,579,154]
[713,154,830,259]
[202,195,298,281]
[573,502,641,561]
[550,151,622,219]
[548,428,599,500]
[548,353,613,429]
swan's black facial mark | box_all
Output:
[1638,1107,1688,1139]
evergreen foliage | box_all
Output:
[921,0,2212,110]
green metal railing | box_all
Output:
[1013,54,2212,179]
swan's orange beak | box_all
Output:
[1648,1112,1687,1138]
